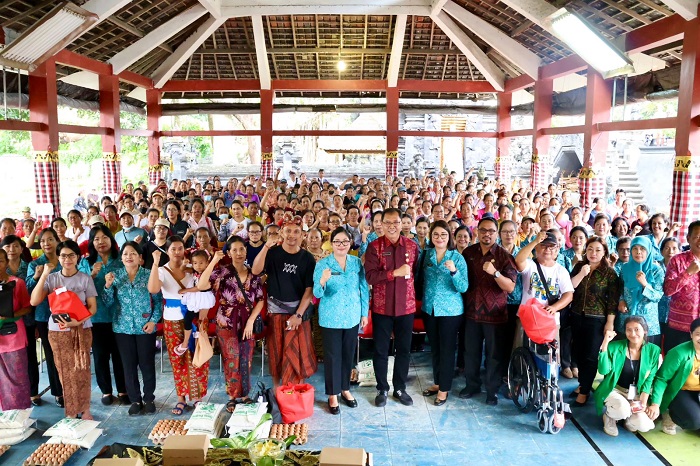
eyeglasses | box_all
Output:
[332,240,351,246]
[539,244,558,250]
[249,230,262,234]
[501,230,516,235]
[478,228,497,235]
[432,233,449,239]
[59,253,77,260]
[382,221,401,226]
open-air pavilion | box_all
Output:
[1,1,700,464]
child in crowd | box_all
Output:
[175,250,215,356]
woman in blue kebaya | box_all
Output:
[420,220,468,406]
[618,236,664,346]
[314,227,369,415]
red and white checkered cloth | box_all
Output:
[102,152,122,196]
[670,153,700,243]
[33,151,61,222]
[385,151,398,180]
[148,164,162,186]
[577,167,606,211]
[260,152,274,180]
[495,151,511,186]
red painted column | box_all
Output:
[531,72,552,193]
[671,9,700,243]
[578,68,612,210]
[99,73,122,196]
[146,89,162,186]
[29,58,61,222]
[260,89,274,180]
[386,87,399,180]
[496,93,512,186]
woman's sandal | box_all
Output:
[226,399,237,413]
[171,401,187,415]
[174,345,187,357]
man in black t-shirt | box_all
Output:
[252,216,317,387]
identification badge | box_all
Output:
[382,252,392,256]
[627,384,637,400]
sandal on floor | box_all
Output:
[171,401,187,415]
[226,399,237,413]
[192,400,202,409]
[174,345,187,357]
[55,396,64,408]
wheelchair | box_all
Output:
[507,336,571,434]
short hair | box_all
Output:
[381,208,402,220]
[247,221,264,232]
[330,227,351,242]
[691,317,700,334]
[661,236,681,252]
[190,249,210,262]
[637,204,649,214]
[56,240,81,258]
[165,235,186,251]
[688,220,700,240]
[0,234,24,249]
[570,226,588,239]
[477,216,498,230]
[625,315,649,339]
[120,241,143,257]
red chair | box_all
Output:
[357,311,374,364]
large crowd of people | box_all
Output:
[1,166,699,439]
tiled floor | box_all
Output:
[0,346,687,466]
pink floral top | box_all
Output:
[664,250,700,332]
[209,265,263,335]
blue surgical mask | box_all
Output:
[219,214,229,221]
[204,195,212,202]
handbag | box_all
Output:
[0,280,18,335]
[192,331,213,368]
[268,295,313,321]
[275,383,315,424]
[255,381,282,424]
[47,287,91,322]
[231,267,264,336]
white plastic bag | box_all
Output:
[185,403,225,432]
[0,409,33,429]
[44,418,100,440]
[0,427,35,445]
[225,402,267,431]
[0,418,35,438]
[48,428,103,449]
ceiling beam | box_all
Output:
[81,0,133,20]
[219,1,431,16]
[251,15,271,90]
[430,11,505,91]
[105,17,174,54]
[496,0,557,25]
[198,0,223,18]
[193,47,476,54]
[151,15,226,88]
[431,0,448,16]
[387,14,407,87]
[657,0,698,20]
[109,5,208,74]
[443,0,540,79]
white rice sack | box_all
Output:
[0,428,35,445]
[225,402,267,430]
[0,418,35,438]
[59,428,103,449]
[184,403,225,432]
[44,418,100,440]
[356,360,374,374]
[0,409,33,429]
[187,414,225,442]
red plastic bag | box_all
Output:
[275,383,315,424]
[518,298,557,344]
[48,287,91,322]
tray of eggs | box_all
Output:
[148,420,188,445]
[268,424,308,445]
[23,443,79,466]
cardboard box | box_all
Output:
[162,434,208,466]
[93,459,144,466]
[320,447,367,466]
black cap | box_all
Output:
[540,232,558,246]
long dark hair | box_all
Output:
[579,236,610,269]
[87,224,119,265]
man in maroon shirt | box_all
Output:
[365,208,419,407]
[460,217,517,406]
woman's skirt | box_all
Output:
[0,348,31,410]
[164,319,209,399]
[49,327,92,417]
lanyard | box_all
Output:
[627,346,638,385]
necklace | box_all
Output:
[61,269,79,278]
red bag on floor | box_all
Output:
[518,298,557,344]
[275,383,315,423]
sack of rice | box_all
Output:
[0,427,35,446]
[43,418,100,440]
[47,428,104,449]
[225,402,267,432]
[356,357,394,387]
[0,409,33,429]
[184,403,225,433]
[186,412,225,441]
[0,418,35,439]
